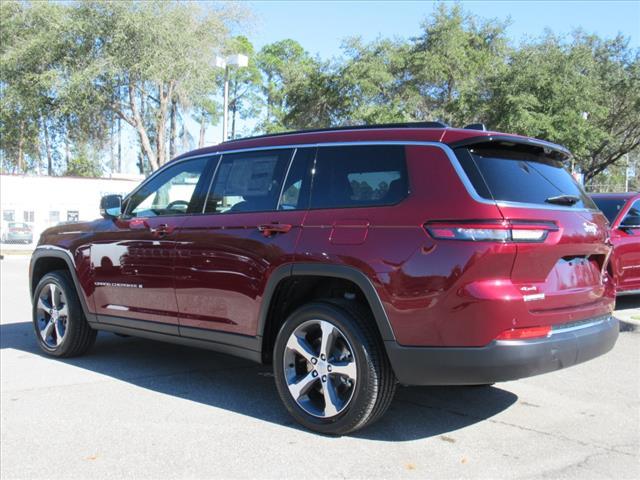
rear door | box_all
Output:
[454,141,612,324]
[174,147,314,338]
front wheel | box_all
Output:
[32,271,96,357]
[273,300,396,435]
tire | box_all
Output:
[32,270,96,357]
[273,300,396,435]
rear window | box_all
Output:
[310,145,408,209]
[591,197,628,223]
[455,143,596,209]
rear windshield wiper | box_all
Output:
[545,194,580,206]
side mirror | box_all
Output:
[100,195,122,219]
[620,215,640,229]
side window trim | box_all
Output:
[187,155,221,214]
[200,154,224,214]
[275,148,298,211]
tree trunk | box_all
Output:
[117,82,158,171]
[64,119,70,169]
[169,96,177,159]
[17,120,25,173]
[199,111,206,148]
[155,83,169,168]
[117,115,122,173]
[43,118,52,176]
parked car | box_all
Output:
[1,221,33,244]
[591,192,640,296]
[29,122,618,434]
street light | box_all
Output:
[215,54,249,142]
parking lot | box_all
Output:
[1,255,638,479]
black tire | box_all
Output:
[32,270,96,357]
[273,300,396,435]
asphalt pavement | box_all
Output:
[1,255,638,479]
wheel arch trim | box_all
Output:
[257,263,396,344]
[30,246,95,322]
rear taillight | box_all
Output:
[495,325,551,340]
[425,220,557,243]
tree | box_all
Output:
[224,36,262,139]
[408,4,510,125]
[256,39,316,132]
[486,32,640,180]
[61,1,244,171]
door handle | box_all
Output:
[150,223,174,237]
[257,223,292,237]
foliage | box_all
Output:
[65,143,103,177]
[486,32,640,180]
[1,2,638,186]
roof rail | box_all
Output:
[223,121,449,143]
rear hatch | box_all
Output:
[454,139,613,323]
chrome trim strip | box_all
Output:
[126,141,599,214]
[550,316,610,336]
[105,304,129,311]
[276,148,298,211]
[201,154,223,214]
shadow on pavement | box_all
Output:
[1,320,517,441]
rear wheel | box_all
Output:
[32,271,96,357]
[273,301,396,435]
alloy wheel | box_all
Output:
[283,319,358,418]
[35,283,69,348]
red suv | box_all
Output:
[30,123,618,434]
[591,192,640,295]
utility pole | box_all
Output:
[222,65,229,142]
[215,54,248,143]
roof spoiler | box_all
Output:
[448,135,572,160]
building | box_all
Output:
[0,174,144,247]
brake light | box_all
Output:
[495,325,551,340]
[425,220,557,243]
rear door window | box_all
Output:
[455,143,596,209]
[309,145,408,209]
[205,149,294,213]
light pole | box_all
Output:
[215,54,249,142]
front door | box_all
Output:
[613,199,640,290]
[91,156,213,329]
[174,148,315,338]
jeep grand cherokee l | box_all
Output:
[30,122,618,435]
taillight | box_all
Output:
[495,325,551,340]
[425,220,557,243]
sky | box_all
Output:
[122,1,640,173]
[247,1,640,59]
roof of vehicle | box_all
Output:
[590,192,638,200]
[174,123,571,162]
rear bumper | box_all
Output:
[385,315,618,386]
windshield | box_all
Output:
[455,143,596,209]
